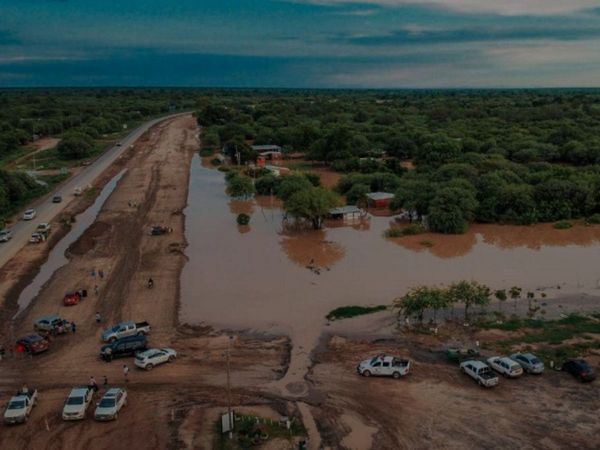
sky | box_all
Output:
[0,0,600,88]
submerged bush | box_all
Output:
[553,220,573,229]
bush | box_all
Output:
[237,213,250,225]
[209,157,221,166]
[553,220,573,229]
[384,228,403,238]
[326,305,387,320]
[586,213,600,224]
[401,224,426,235]
[57,133,94,160]
[199,148,214,157]
[255,174,280,195]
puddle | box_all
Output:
[13,169,127,317]
[181,157,600,394]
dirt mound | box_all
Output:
[67,221,111,256]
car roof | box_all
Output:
[466,360,488,368]
[69,387,89,396]
[103,388,123,397]
[19,334,44,342]
[37,315,60,322]
[25,209,35,213]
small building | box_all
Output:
[252,144,282,160]
[366,192,394,208]
[328,205,365,221]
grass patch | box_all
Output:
[199,148,215,157]
[384,224,426,238]
[553,220,573,230]
[326,304,387,321]
[480,314,600,362]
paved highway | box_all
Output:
[0,112,190,269]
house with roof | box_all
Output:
[366,192,395,208]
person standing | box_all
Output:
[89,376,98,393]
[123,365,129,383]
[71,321,76,334]
[95,312,101,323]
[99,269,104,279]
[103,375,108,388]
[94,284,99,295]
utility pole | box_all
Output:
[226,335,233,439]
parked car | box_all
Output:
[34,315,72,335]
[3,390,38,425]
[445,347,480,363]
[100,335,147,362]
[73,187,82,196]
[62,386,94,421]
[29,232,46,244]
[16,334,50,355]
[562,359,596,382]
[94,388,127,421]
[487,356,524,378]
[63,291,83,306]
[101,321,151,343]
[356,354,411,379]
[36,223,51,234]
[510,353,544,374]
[135,348,177,370]
[0,229,12,242]
[22,209,37,220]
[460,360,499,387]
[52,195,62,203]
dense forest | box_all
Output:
[195,89,600,233]
[0,89,195,222]
[3,89,600,233]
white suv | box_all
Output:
[487,356,524,378]
[135,348,177,371]
[62,387,94,421]
[94,388,127,421]
[23,209,36,220]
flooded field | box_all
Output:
[181,157,600,391]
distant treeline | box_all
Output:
[195,90,600,232]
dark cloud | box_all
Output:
[336,26,600,46]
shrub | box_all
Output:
[237,213,250,225]
[209,157,221,166]
[553,220,573,229]
[384,227,402,238]
[586,213,600,224]
[199,148,214,157]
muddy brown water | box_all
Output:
[181,156,600,393]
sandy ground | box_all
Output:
[1,116,599,449]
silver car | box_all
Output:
[62,386,93,421]
[0,229,12,242]
[510,353,544,374]
[94,388,127,421]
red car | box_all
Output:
[16,334,50,355]
[63,291,82,306]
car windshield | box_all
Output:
[530,357,541,364]
[99,398,116,408]
[8,401,25,409]
[111,325,120,332]
[66,396,84,405]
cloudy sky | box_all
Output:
[1,0,599,88]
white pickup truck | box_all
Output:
[101,321,151,343]
[3,390,38,425]
[460,360,499,387]
[357,355,411,379]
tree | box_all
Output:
[447,281,490,320]
[394,286,447,324]
[276,175,313,201]
[255,174,280,195]
[57,133,94,159]
[509,286,522,311]
[427,184,478,234]
[391,178,434,221]
[346,183,370,206]
[226,174,255,199]
[283,187,339,229]
[494,289,507,313]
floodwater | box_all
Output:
[14,169,127,317]
[181,156,600,392]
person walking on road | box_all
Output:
[94,284,99,295]
[103,375,108,389]
[123,365,129,383]
[71,321,76,334]
[99,269,104,279]
[95,312,101,323]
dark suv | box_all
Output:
[563,359,596,382]
[100,335,147,362]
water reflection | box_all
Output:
[387,222,600,259]
[280,229,345,269]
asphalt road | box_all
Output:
[0,112,190,269]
